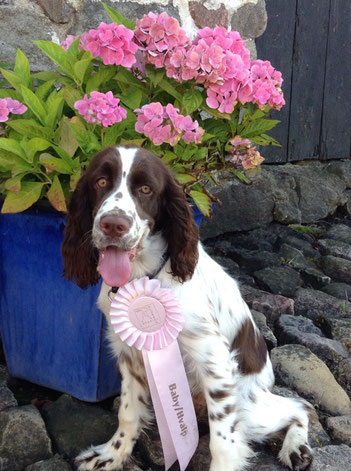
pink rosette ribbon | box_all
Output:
[110,276,199,471]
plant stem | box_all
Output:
[101,125,104,147]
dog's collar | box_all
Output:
[108,250,170,300]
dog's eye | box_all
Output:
[96,178,107,189]
[140,185,152,195]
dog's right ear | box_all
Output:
[61,174,99,289]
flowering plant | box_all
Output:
[0,4,283,215]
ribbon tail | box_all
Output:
[142,350,177,471]
[145,342,199,471]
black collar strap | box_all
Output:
[109,250,170,297]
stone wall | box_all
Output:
[0,0,266,71]
[201,160,351,239]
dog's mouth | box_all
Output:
[98,246,137,287]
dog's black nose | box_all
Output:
[100,215,131,237]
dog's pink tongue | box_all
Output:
[99,247,131,287]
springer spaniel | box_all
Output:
[62,146,313,471]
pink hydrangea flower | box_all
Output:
[0,97,27,122]
[135,102,204,146]
[230,135,264,170]
[74,91,127,127]
[247,60,285,109]
[82,22,138,67]
[60,35,79,51]
[134,12,190,69]
[0,99,9,122]
[166,26,251,88]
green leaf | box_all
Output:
[1,182,44,213]
[103,121,126,147]
[21,86,47,124]
[46,175,67,212]
[14,49,31,87]
[119,88,142,109]
[203,119,230,142]
[70,168,81,191]
[45,97,64,128]
[239,118,280,138]
[101,2,136,29]
[6,119,53,140]
[145,64,164,86]
[175,173,196,184]
[63,87,83,109]
[249,133,281,147]
[33,71,63,81]
[161,151,177,164]
[182,143,198,161]
[34,40,73,76]
[230,169,250,184]
[58,118,79,157]
[115,68,145,90]
[39,153,73,174]
[189,190,212,217]
[4,174,23,194]
[201,103,230,120]
[0,149,32,175]
[67,37,81,58]
[0,69,23,92]
[120,138,145,147]
[67,118,100,153]
[35,80,55,100]
[86,68,116,94]
[74,55,93,85]
[0,138,26,159]
[25,138,51,162]
[158,79,183,102]
[183,89,203,114]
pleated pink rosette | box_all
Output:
[110,276,184,350]
[110,276,199,471]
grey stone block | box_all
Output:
[271,345,351,416]
[309,444,351,471]
[41,394,118,459]
[25,455,72,470]
[231,0,267,39]
[254,266,302,297]
[0,405,53,471]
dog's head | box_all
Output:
[61,146,199,288]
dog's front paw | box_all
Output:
[75,443,126,471]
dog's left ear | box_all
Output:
[61,174,99,289]
[161,173,199,282]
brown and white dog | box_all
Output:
[62,146,313,471]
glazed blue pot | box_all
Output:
[0,208,120,401]
[0,204,205,401]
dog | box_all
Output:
[62,146,313,471]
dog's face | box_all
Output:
[61,146,199,288]
[88,146,169,252]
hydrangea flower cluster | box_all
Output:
[135,102,204,146]
[229,135,264,170]
[0,97,27,122]
[249,59,285,109]
[134,12,189,69]
[82,22,138,67]
[167,27,250,85]
[74,91,127,127]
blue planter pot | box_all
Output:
[0,204,205,402]
[0,208,120,402]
